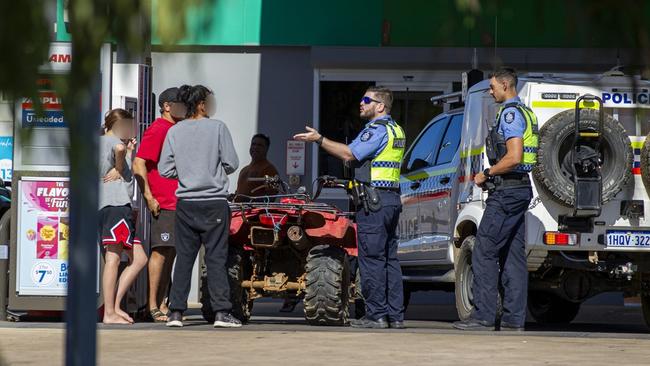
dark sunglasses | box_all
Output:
[361,96,382,105]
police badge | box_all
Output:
[504,111,515,124]
[360,130,373,141]
[161,233,170,242]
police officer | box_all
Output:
[453,68,538,332]
[294,86,406,329]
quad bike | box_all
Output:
[200,175,359,326]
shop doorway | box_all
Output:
[314,70,455,203]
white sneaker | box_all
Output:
[166,311,183,327]
[213,312,242,328]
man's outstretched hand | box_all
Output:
[293,126,321,142]
[294,126,355,162]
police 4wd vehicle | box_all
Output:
[399,72,650,326]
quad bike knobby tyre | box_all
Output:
[201,245,253,323]
[533,109,632,206]
[303,245,350,326]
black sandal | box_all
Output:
[150,308,168,323]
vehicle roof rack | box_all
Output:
[430,91,463,106]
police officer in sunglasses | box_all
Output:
[294,86,406,329]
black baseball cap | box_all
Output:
[158,87,181,108]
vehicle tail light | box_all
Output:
[258,213,288,228]
[543,232,577,246]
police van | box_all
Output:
[398,71,650,326]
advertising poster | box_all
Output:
[16,177,72,295]
[0,136,12,181]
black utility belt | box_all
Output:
[373,187,400,193]
[494,174,530,190]
[499,173,529,181]
[348,182,400,214]
[484,173,530,193]
[497,180,531,189]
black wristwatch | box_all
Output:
[316,135,324,146]
[483,168,492,178]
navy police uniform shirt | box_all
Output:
[348,116,391,162]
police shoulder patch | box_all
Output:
[360,130,373,142]
[504,111,515,124]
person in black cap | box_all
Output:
[133,87,186,322]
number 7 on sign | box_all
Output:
[37,270,47,283]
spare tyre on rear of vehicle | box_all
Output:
[533,108,633,206]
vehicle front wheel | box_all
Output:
[454,236,475,321]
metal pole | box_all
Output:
[64,67,100,366]
[0,210,10,320]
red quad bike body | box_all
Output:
[200,180,359,326]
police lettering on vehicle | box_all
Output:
[602,92,650,105]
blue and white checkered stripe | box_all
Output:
[372,180,400,188]
[515,163,534,172]
[372,161,401,169]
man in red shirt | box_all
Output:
[134,87,185,322]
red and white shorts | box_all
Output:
[99,205,141,249]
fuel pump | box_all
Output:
[4,43,111,319]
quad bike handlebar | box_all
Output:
[244,174,353,201]
[233,174,366,213]
[248,175,290,195]
[228,175,361,218]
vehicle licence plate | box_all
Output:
[606,230,650,248]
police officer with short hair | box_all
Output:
[453,68,538,332]
[294,86,406,329]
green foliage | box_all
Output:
[0,0,201,109]
[0,1,50,103]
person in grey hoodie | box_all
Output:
[158,85,241,328]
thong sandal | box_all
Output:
[150,308,168,323]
